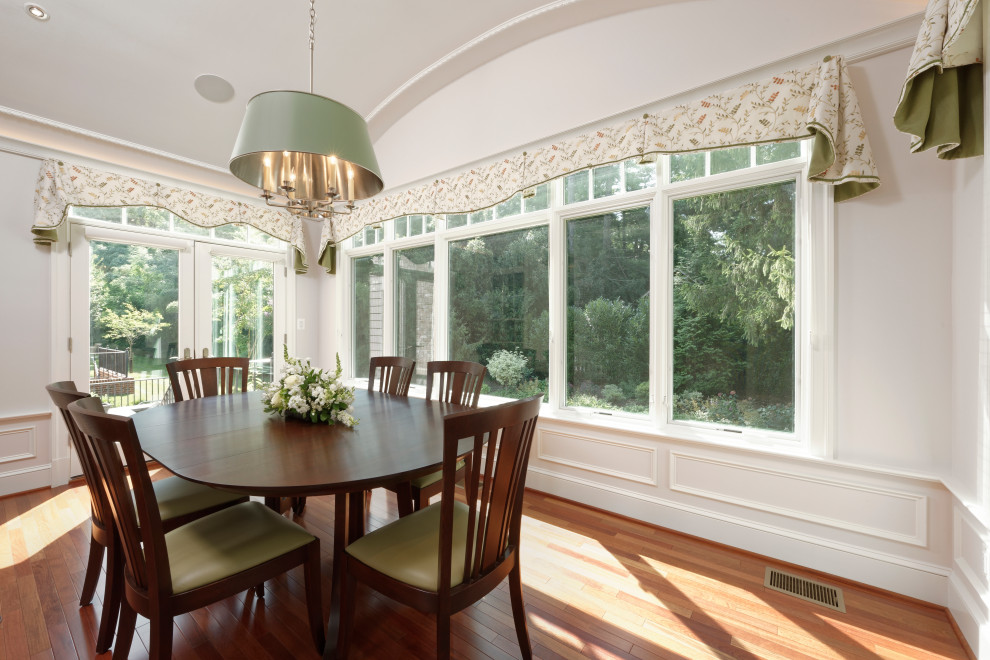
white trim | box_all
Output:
[668,451,928,547]
[83,225,193,251]
[526,466,950,579]
[536,429,658,486]
[0,426,37,464]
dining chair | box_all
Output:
[389,360,487,516]
[166,356,249,402]
[67,396,326,659]
[368,355,415,395]
[335,394,543,660]
[46,381,248,654]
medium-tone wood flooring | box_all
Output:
[0,468,972,659]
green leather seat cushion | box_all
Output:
[410,459,465,490]
[152,476,245,522]
[166,501,315,594]
[346,500,470,592]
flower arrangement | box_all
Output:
[262,346,358,427]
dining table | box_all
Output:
[132,388,472,658]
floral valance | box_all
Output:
[894,0,983,159]
[32,159,309,272]
[319,54,880,270]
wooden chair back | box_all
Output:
[440,394,542,593]
[426,361,486,408]
[166,357,249,402]
[46,382,113,529]
[368,356,415,396]
[68,397,167,596]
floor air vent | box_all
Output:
[764,568,846,612]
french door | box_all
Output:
[68,224,286,472]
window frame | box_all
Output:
[656,160,817,451]
[338,143,834,456]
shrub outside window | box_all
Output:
[565,207,650,413]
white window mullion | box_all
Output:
[433,231,450,362]
[382,245,396,355]
[547,205,565,412]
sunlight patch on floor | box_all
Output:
[0,488,88,568]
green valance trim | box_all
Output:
[31,225,58,244]
[894,63,984,159]
[318,243,336,275]
[894,0,983,160]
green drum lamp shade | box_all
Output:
[229,90,383,205]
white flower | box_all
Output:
[266,348,357,426]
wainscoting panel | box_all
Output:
[949,499,990,656]
[669,452,927,546]
[0,425,36,464]
[537,429,657,486]
[0,412,52,497]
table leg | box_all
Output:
[324,490,368,659]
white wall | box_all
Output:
[834,51,953,474]
[0,150,55,493]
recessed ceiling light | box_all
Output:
[24,3,49,21]
[194,74,235,103]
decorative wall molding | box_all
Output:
[0,463,52,498]
[526,466,950,604]
[668,451,928,547]
[0,425,37,464]
[0,411,50,424]
[536,429,657,486]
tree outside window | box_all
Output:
[448,227,549,399]
[671,180,796,432]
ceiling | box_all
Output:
[0,0,927,185]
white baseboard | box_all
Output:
[50,456,70,487]
[527,467,950,605]
[0,463,52,497]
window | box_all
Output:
[341,140,827,451]
[351,254,384,375]
[670,180,796,433]
[394,245,434,384]
[448,227,549,399]
[65,206,288,415]
[565,207,650,413]
[394,214,436,239]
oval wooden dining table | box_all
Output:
[132,389,471,658]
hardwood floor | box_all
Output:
[0,469,973,659]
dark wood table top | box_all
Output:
[132,389,470,497]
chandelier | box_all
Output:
[228,0,383,220]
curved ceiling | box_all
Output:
[0,0,926,179]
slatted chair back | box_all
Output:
[440,394,542,592]
[45,382,113,530]
[426,361,486,408]
[368,356,415,396]
[68,397,167,595]
[166,357,249,402]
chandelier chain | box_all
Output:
[308,0,316,94]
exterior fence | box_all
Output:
[90,375,171,407]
